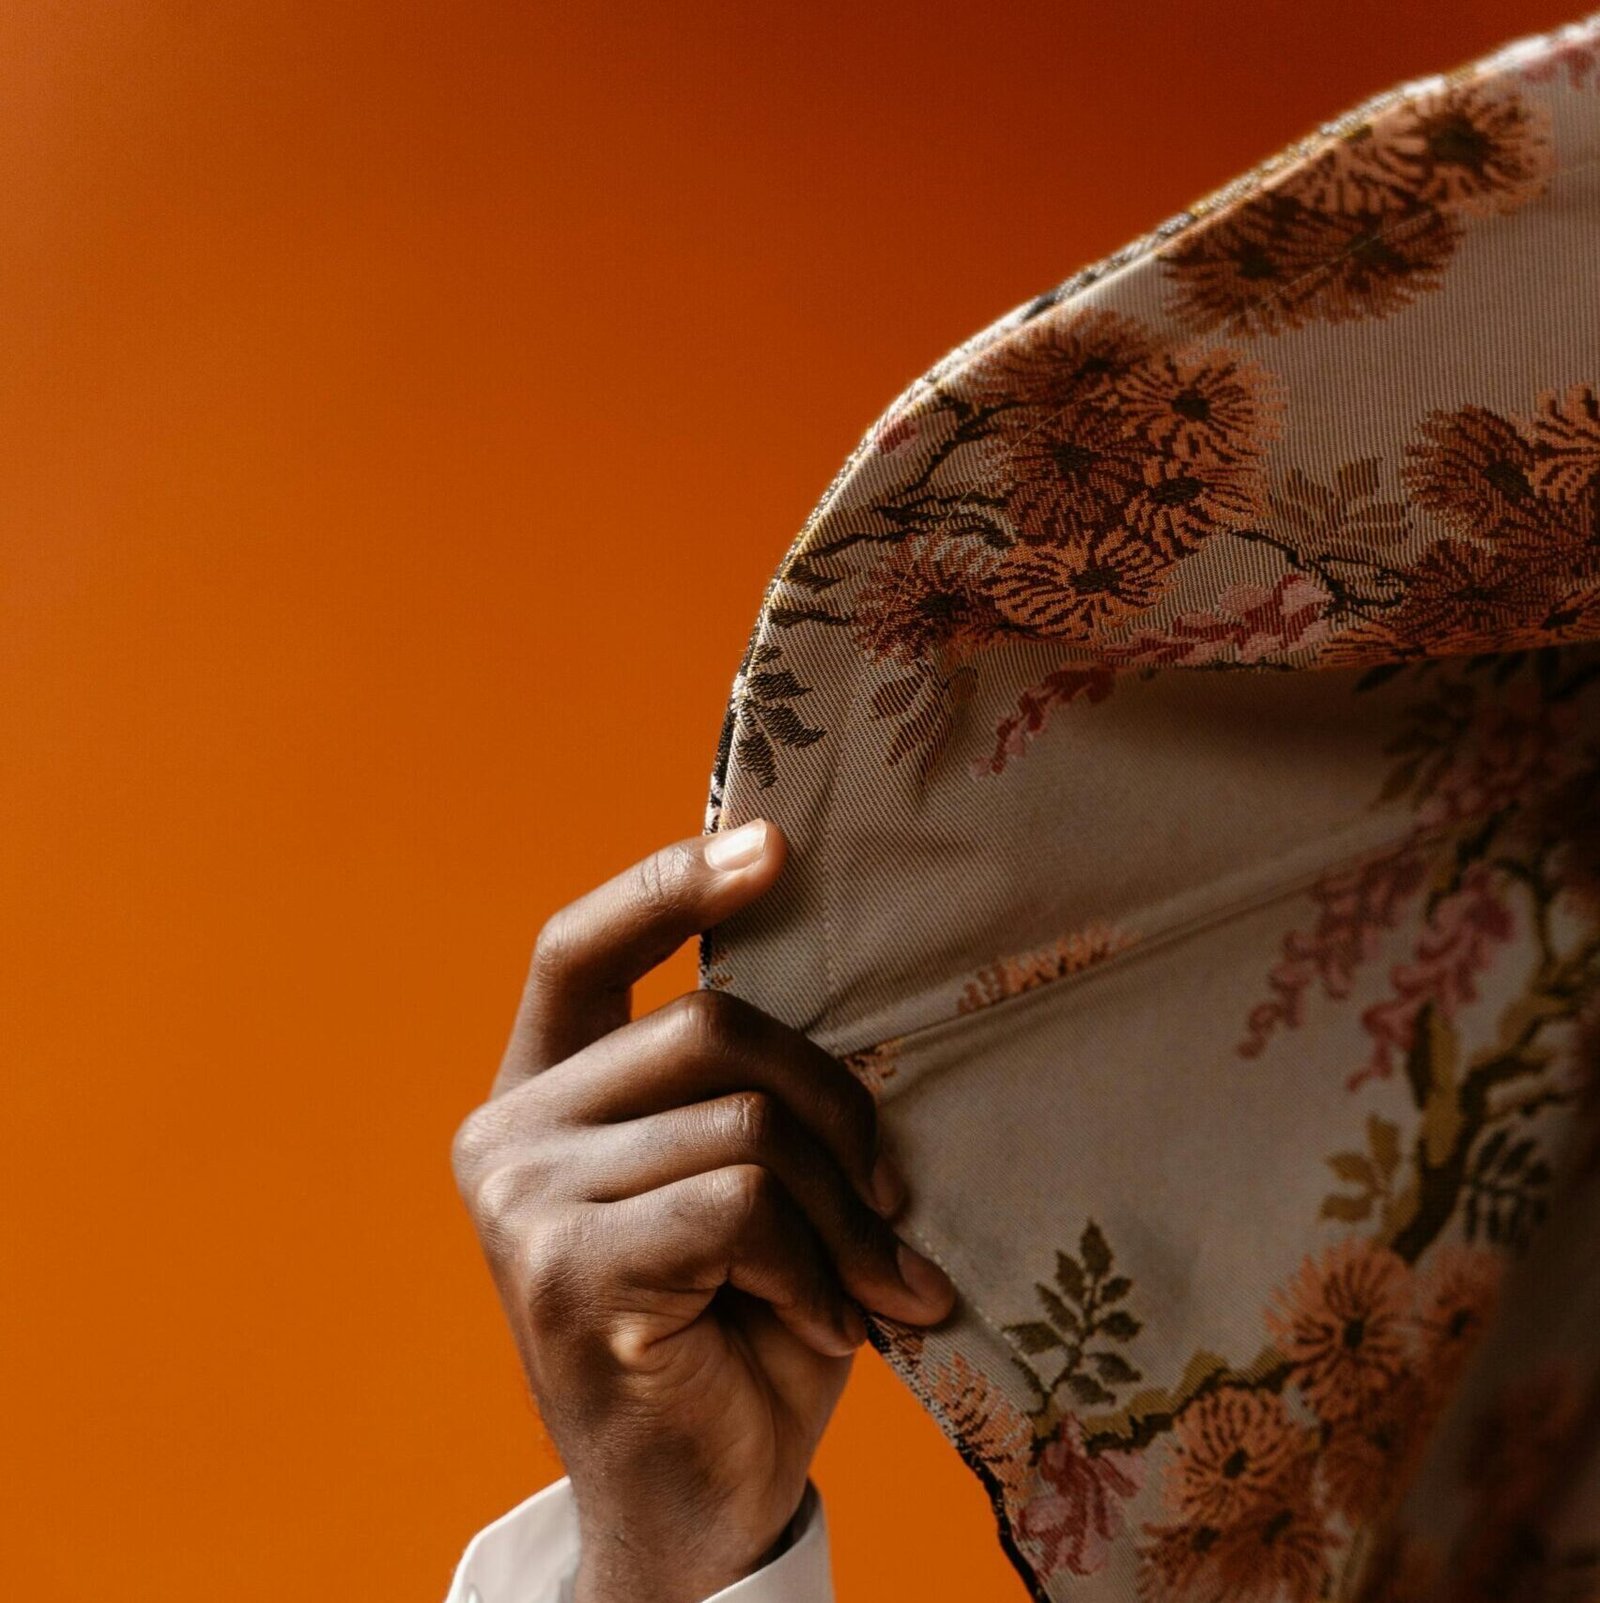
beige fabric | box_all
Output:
[702,17,1600,1601]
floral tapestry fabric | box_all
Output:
[700,16,1600,1603]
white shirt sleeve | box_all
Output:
[444,1476,835,1603]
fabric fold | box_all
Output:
[703,16,1600,1601]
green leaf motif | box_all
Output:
[870,675,922,719]
[1006,1320,1063,1355]
[748,670,809,699]
[1090,1350,1141,1385]
[1068,1373,1115,1407]
[1035,1284,1082,1338]
[755,701,825,748]
[1055,1250,1086,1305]
[1100,1310,1141,1341]
[1327,1152,1378,1186]
[1368,1114,1401,1177]
[1080,1221,1112,1278]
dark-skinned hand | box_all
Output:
[451,818,956,1603]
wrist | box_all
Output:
[571,1541,758,1603]
[570,1489,802,1603]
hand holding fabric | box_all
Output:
[450,820,955,1603]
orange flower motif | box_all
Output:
[1412,1245,1503,1396]
[850,537,1006,667]
[1162,1388,1312,1528]
[1159,191,1309,338]
[1161,191,1459,337]
[840,1038,901,1102]
[999,402,1147,542]
[1318,1372,1434,1524]
[1137,1521,1226,1602]
[1125,451,1268,560]
[969,306,1157,411]
[868,1313,927,1374]
[957,925,1137,1013]
[1114,350,1282,462]
[1532,384,1600,503]
[981,527,1173,640]
[1543,578,1600,644]
[1403,405,1545,538]
[925,1349,1034,1498]
[1266,1239,1412,1422]
[1161,85,1547,339]
[1139,1456,1333,1603]
[1389,84,1553,217]
[1206,1470,1335,1603]
[1286,119,1424,214]
[1315,617,1418,672]
[1306,205,1462,325]
[1288,85,1549,219]
[1384,539,1556,658]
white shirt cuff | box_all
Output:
[445,1476,834,1603]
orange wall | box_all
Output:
[1,2,1575,1596]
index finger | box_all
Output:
[495,817,786,1093]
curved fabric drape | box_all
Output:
[702,15,1600,1602]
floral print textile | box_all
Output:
[701,16,1600,1602]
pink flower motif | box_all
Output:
[1016,1415,1145,1579]
[978,663,1114,777]
[1522,38,1600,91]
[873,408,919,455]
[1109,573,1333,668]
[978,572,1333,778]
[1416,685,1573,831]
[1239,844,1428,1058]
[1355,862,1514,1088]
[1214,575,1334,663]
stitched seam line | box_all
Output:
[835,815,1461,1066]
[798,139,1600,1038]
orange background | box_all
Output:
[1,2,1576,1597]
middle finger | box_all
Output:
[572,1093,951,1324]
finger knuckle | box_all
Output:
[661,988,744,1060]
[710,1161,775,1229]
[530,910,582,989]
[520,1211,587,1326]
[717,1090,778,1160]
[628,845,696,922]
[472,1160,531,1228]
[605,1314,663,1372]
[449,1104,498,1191]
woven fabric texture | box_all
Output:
[701,16,1600,1601]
